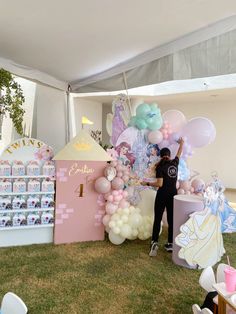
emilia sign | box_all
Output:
[0,138,46,162]
[69,163,95,176]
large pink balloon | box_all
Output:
[182,117,216,148]
[147,130,163,144]
[162,110,186,132]
[111,177,124,190]
[94,177,111,194]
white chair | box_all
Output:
[1,292,28,314]
[216,263,228,283]
[192,304,213,314]
[199,266,216,293]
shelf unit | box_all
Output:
[0,208,55,214]
[0,172,55,247]
[0,175,54,179]
[0,224,54,231]
[0,191,55,196]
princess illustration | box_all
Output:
[146,144,160,166]
[175,174,229,269]
[115,142,135,167]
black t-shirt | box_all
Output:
[156,156,179,195]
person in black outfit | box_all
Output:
[141,138,184,256]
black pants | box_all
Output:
[151,192,175,243]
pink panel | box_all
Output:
[54,160,105,244]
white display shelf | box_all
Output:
[0,208,55,214]
[0,224,54,231]
[0,191,55,196]
[0,175,54,179]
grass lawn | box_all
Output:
[0,229,235,314]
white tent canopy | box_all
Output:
[1,0,236,92]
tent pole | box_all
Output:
[122,72,132,116]
[65,85,71,143]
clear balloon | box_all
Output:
[104,166,117,181]
[162,110,186,132]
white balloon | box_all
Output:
[113,227,121,234]
[121,215,129,223]
[112,213,120,221]
[117,220,123,227]
[123,208,130,215]
[102,215,111,226]
[109,221,116,228]
[105,226,111,233]
[109,230,126,245]
[120,224,132,238]
[129,213,142,227]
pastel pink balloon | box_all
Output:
[178,188,185,195]
[105,203,118,214]
[116,165,123,172]
[179,180,191,191]
[190,187,194,193]
[117,160,123,165]
[104,193,110,200]
[123,191,128,198]
[148,130,163,144]
[94,177,111,194]
[112,190,119,196]
[114,195,122,202]
[111,177,124,190]
[117,171,123,177]
[107,195,114,202]
[119,199,130,209]
[182,117,216,148]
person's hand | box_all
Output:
[177,137,184,145]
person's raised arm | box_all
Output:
[176,137,184,159]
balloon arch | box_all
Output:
[93,97,235,245]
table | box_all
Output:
[213,282,236,314]
[172,194,204,268]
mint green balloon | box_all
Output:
[136,118,147,129]
[136,103,150,117]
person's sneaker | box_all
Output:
[164,243,173,252]
[149,241,159,257]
